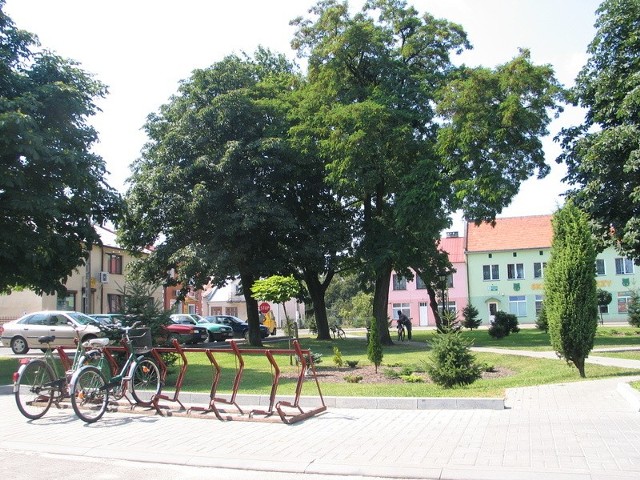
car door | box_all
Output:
[21,313,49,345]
[47,314,74,347]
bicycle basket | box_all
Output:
[130,327,153,354]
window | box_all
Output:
[507,263,525,280]
[445,273,454,289]
[392,303,410,319]
[599,303,609,315]
[535,295,544,315]
[615,258,634,275]
[533,262,546,279]
[483,265,499,281]
[416,275,427,290]
[57,292,76,311]
[445,301,456,314]
[107,253,123,274]
[595,259,606,276]
[509,295,527,317]
[226,307,239,316]
[392,275,407,290]
[107,294,124,313]
[618,292,632,313]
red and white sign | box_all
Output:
[259,302,271,314]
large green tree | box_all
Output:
[558,0,640,258]
[291,0,561,344]
[0,1,120,295]
[544,201,598,378]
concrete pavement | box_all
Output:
[1,352,640,479]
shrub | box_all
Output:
[426,327,482,388]
[400,374,424,383]
[535,305,548,332]
[383,368,400,379]
[332,346,344,367]
[344,374,363,383]
[628,290,640,328]
[346,360,359,368]
[488,311,519,339]
[462,305,482,330]
[367,317,383,372]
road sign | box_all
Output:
[259,302,271,314]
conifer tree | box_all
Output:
[544,201,598,377]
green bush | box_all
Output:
[488,311,520,339]
[462,304,482,330]
[332,346,344,367]
[400,374,424,383]
[344,374,363,383]
[346,360,359,368]
[426,327,482,388]
[535,305,548,332]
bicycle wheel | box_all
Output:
[14,359,55,420]
[70,366,108,423]
[337,327,346,339]
[397,327,405,342]
[129,358,161,406]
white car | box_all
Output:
[0,310,103,354]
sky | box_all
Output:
[5,0,603,231]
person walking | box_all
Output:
[397,310,412,340]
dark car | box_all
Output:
[164,315,209,345]
[204,315,269,339]
[88,313,125,328]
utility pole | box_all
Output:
[85,245,92,313]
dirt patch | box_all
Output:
[285,364,514,384]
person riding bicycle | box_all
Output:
[397,310,412,340]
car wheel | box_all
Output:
[208,332,216,342]
[167,333,181,346]
[271,328,276,336]
[11,336,29,355]
[243,330,249,341]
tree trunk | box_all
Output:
[304,271,331,340]
[573,356,587,378]
[240,269,263,347]
[373,264,393,346]
[426,285,443,331]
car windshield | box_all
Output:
[67,312,95,325]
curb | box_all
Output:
[617,382,640,411]
[1,384,504,410]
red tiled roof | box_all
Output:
[439,236,465,263]
[465,215,553,252]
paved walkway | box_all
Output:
[1,351,640,479]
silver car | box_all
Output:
[0,310,103,354]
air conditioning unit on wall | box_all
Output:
[98,272,109,283]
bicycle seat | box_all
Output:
[82,338,111,348]
[38,335,55,344]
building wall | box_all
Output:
[467,247,549,325]
[0,244,162,320]
[467,245,640,324]
[387,263,468,326]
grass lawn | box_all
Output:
[1,325,639,399]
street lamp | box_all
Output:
[439,271,448,325]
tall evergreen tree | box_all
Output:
[544,201,598,378]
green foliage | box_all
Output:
[535,305,549,333]
[597,289,613,324]
[325,273,372,328]
[462,304,482,330]
[558,0,640,258]
[366,316,383,373]
[332,346,344,367]
[344,374,363,384]
[488,311,520,339]
[426,327,482,388]
[346,360,359,368]
[627,290,640,328]
[291,1,561,344]
[544,201,598,377]
[251,275,300,306]
[0,4,120,295]
[400,374,424,383]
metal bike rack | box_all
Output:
[138,339,326,424]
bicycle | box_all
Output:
[330,323,346,339]
[69,322,162,423]
[397,320,406,341]
[13,325,102,420]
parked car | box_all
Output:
[88,313,125,328]
[204,315,269,339]
[165,315,209,345]
[170,314,233,343]
[0,311,103,354]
